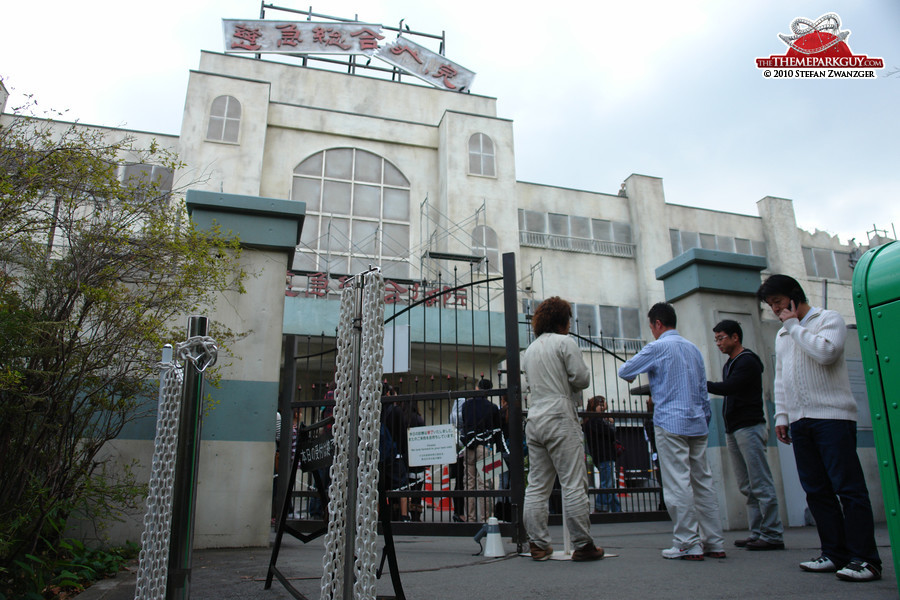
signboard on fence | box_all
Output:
[407,424,457,467]
[297,433,334,472]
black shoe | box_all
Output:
[734,537,757,548]
[745,539,785,551]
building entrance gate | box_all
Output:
[276,254,666,553]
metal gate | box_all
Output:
[276,253,665,547]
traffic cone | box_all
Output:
[437,464,452,511]
[617,466,629,498]
[423,466,435,508]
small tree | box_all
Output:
[0,98,245,591]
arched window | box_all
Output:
[472,225,499,273]
[206,95,241,143]
[292,148,411,279]
[468,133,495,177]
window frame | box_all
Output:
[206,95,242,144]
[467,133,496,177]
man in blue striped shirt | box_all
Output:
[618,302,725,561]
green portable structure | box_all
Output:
[852,239,900,586]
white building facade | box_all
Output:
[5,42,884,548]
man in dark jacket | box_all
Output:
[460,378,504,523]
[708,320,784,551]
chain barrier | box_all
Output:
[352,272,385,600]
[321,270,386,600]
[133,335,218,600]
[320,287,357,599]
[176,335,218,372]
[133,358,183,600]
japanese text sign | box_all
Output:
[376,37,475,92]
[223,19,384,55]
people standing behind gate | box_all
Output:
[404,397,426,521]
[460,378,504,523]
[618,302,726,561]
[448,390,467,521]
[707,319,784,551]
[583,396,621,514]
[381,385,411,521]
[521,296,604,562]
[758,274,882,582]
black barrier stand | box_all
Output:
[265,417,406,600]
[166,316,209,600]
[265,420,331,600]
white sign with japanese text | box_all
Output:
[376,37,476,92]
[223,20,384,55]
[407,424,457,467]
[223,20,475,93]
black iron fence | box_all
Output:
[275,254,665,545]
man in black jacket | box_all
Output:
[460,378,504,523]
[708,320,784,551]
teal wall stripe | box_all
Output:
[117,379,277,443]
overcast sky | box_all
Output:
[3,0,898,245]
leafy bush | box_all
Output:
[0,94,244,596]
[0,535,139,600]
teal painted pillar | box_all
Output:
[182,190,306,548]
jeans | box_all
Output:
[524,411,594,549]
[595,460,621,512]
[655,427,725,552]
[790,418,880,566]
[726,423,783,542]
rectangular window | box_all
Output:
[612,222,633,244]
[598,305,620,338]
[734,238,751,255]
[681,231,700,251]
[592,219,612,242]
[813,248,838,279]
[670,229,683,256]
[835,252,853,281]
[802,247,817,277]
[573,303,599,338]
[548,213,569,236]
[523,210,546,233]
[620,308,641,340]
[717,235,736,253]
[570,216,591,239]
[700,233,717,250]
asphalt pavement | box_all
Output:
[80,520,897,600]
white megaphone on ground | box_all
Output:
[473,516,506,557]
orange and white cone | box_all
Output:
[617,467,629,498]
[423,466,435,507]
[425,465,452,511]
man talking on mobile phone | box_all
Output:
[757,274,881,583]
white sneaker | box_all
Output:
[799,556,837,572]
[661,545,704,561]
[836,560,882,582]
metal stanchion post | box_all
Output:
[166,316,209,600]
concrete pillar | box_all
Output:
[183,191,305,547]
[625,174,669,330]
[756,196,805,277]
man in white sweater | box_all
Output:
[757,274,881,583]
